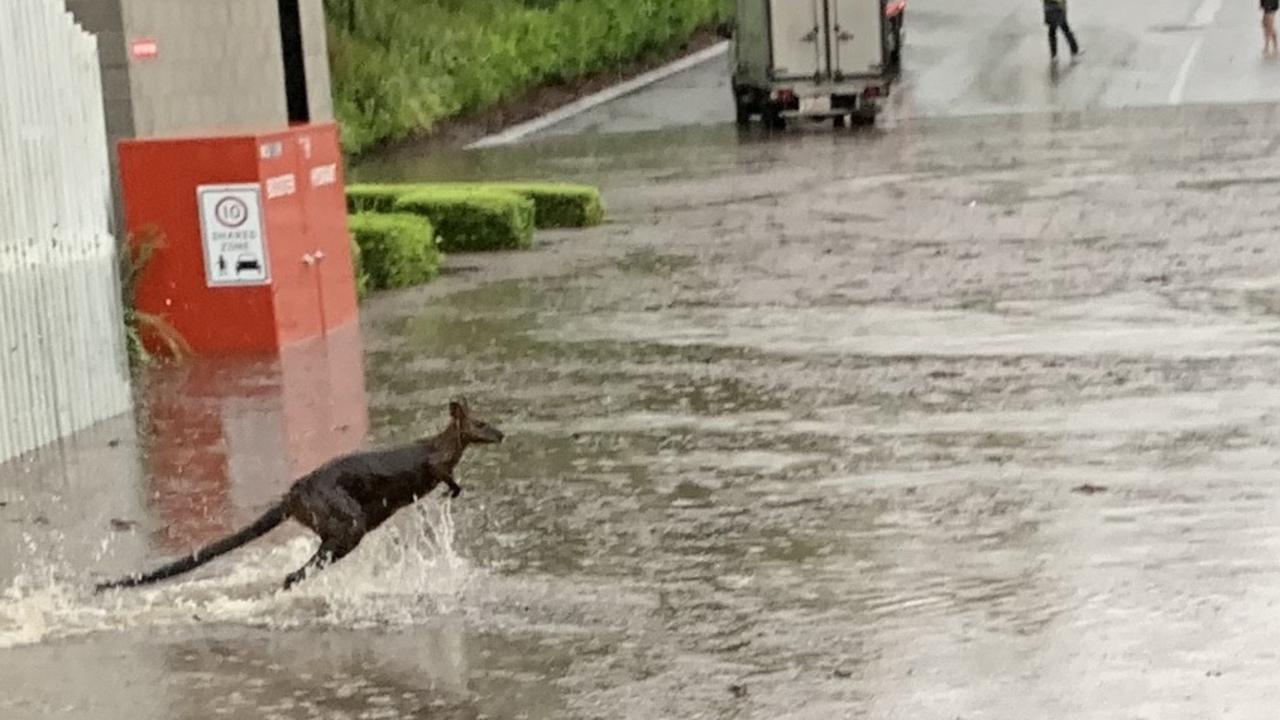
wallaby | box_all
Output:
[95,398,503,593]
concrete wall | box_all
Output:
[68,0,335,138]
[122,0,289,136]
[299,0,334,123]
[66,0,336,227]
[65,0,134,232]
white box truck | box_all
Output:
[725,0,904,128]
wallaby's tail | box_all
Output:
[94,502,288,593]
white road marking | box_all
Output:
[1169,36,1204,105]
[1171,0,1224,104]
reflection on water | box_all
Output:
[138,322,371,550]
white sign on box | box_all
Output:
[196,183,271,287]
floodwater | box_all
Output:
[9,99,1280,717]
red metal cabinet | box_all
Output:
[118,122,358,356]
[295,123,358,334]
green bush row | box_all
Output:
[349,185,534,252]
[351,236,369,300]
[346,212,443,292]
[395,189,535,252]
[345,179,607,298]
[328,0,728,153]
[347,182,605,229]
[483,183,605,228]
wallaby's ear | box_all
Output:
[449,398,469,421]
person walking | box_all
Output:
[1043,0,1082,61]
[1263,0,1279,56]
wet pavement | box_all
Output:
[529,0,1280,140]
[8,16,1280,720]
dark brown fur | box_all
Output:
[95,398,503,593]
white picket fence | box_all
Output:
[0,0,132,463]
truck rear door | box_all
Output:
[828,0,886,78]
[768,0,823,79]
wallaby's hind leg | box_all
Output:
[283,538,359,590]
[282,484,366,591]
[283,546,326,590]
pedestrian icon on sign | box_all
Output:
[218,255,228,275]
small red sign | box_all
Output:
[130,38,158,60]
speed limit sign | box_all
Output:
[196,183,271,287]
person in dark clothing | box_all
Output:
[1043,0,1081,61]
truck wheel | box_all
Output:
[732,84,752,127]
[763,104,786,131]
[851,107,877,127]
[833,114,847,129]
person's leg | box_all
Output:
[1047,20,1059,58]
[1061,14,1081,55]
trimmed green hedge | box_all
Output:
[346,185,405,214]
[347,212,442,290]
[393,189,535,252]
[479,183,604,228]
[348,182,604,229]
[351,236,370,300]
[328,0,728,154]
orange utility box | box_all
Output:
[118,122,358,356]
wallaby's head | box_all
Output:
[450,397,504,445]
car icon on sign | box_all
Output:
[235,254,262,274]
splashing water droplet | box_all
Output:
[0,497,476,647]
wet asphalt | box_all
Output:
[7,0,1280,718]
[531,0,1280,139]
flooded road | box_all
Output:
[8,100,1280,718]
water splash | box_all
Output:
[0,498,476,648]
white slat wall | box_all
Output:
[0,0,132,463]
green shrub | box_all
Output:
[347,212,442,290]
[351,236,370,300]
[121,227,190,366]
[393,188,535,252]
[329,0,729,154]
[349,182,604,229]
[346,184,408,214]
[485,182,605,228]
